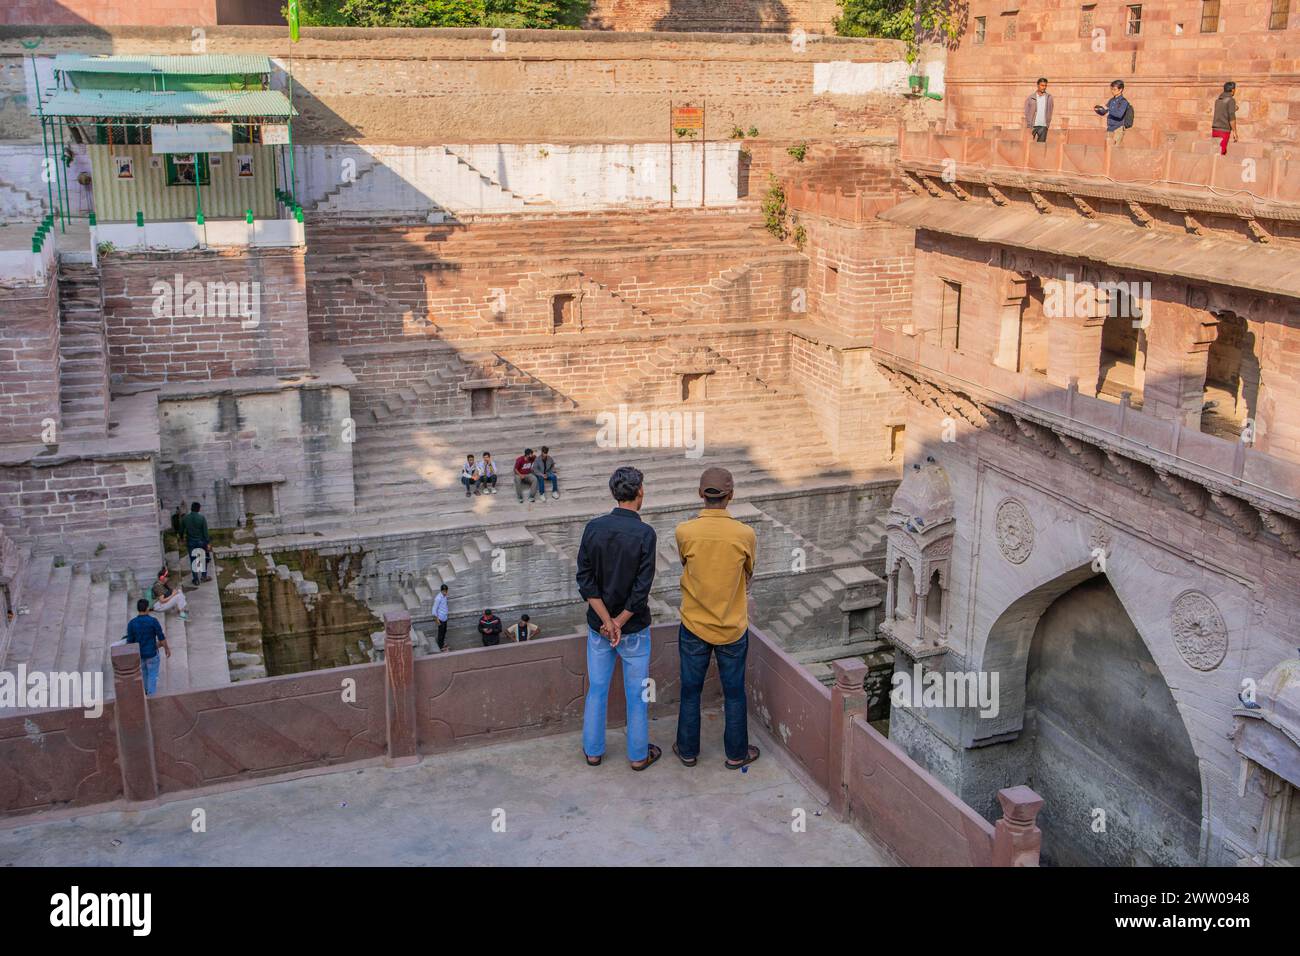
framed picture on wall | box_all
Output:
[237,154,254,178]
[149,156,162,170]
[114,156,134,179]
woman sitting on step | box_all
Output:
[151,567,190,622]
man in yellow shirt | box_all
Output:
[672,467,760,769]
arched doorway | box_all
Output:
[1022,576,1202,866]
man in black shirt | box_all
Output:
[477,609,503,647]
[575,466,660,771]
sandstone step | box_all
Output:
[23,562,73,674]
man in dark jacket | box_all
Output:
[477,609,503,647]
[575,466,660,771]
[1211,81,1238,155]
[1024,77,1053,142]
[1094,79,1133,145]
[179,501,211,586]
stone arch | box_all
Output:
[972,564,1201,863]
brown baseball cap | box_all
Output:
[699,466,734,497]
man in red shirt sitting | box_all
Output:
[513,448,537,503]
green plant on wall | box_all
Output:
[793,223,807,252]
[834,0,964,62]
[787,143,808,162]
[762,175,789,242]
[675,127,699,139]
[291,0,590,28]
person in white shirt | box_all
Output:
[1023,77,1054,143]
[461,454,482,497]
[508,614,540,643]
[479,451,498,494]
[432,584,449,652]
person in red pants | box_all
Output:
[1212,81,1238,155]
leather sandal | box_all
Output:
[630,743,662,772]
[585,752,602,766]
[672,742,697,767]
[725,745,760,770]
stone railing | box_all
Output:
[874,323,1300,509]
[0,612,1043,865]
[745,626,1042,866]
[785,184,897,223]
[898,124,1300,206]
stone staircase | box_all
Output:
[0,177,44,218]
[0,555,134,706]
[368,349,579,424]
[311,146,529,218]
[399,530,496,612]
[56,261,111,439]
[624,340,783,406]
[763,567,856,647]
[323,396,864,541]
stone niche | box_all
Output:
[1232,652,1300,866]
[880,460,955,660]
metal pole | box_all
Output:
[700,98,707,209]
[287,59,297,207]
[31,56,57,228]
[55,117,71,229]
[668,99,674,211]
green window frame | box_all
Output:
[165,153,211,187]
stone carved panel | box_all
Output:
[1170,591,1229,671]
[995,498,1035,564]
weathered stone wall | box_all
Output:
[908,232,1300,461]
[0,454,161,575]
[0,27,941,144]
[155,382,356,530]
[101,247,310,384]
[0,274,59,446]
[885,390,1300,866]
[585,0,841,34]
[949,0,1300,144]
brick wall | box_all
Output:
[790,331,904,461]
[0,27,936,145]
[156,383,356,530]
[0,276,59,446]
[0,456,160,575]
[802,216,914,339]
[585,0,840,33]
[949,0,1300,144]
[100,247,310,384]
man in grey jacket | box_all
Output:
[1024,77,1053,143]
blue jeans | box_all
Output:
[676,625,749,762]
[535,472,558,495]
[142,653,160,696]
[583,626,651,762]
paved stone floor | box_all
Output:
[0,712,893,866]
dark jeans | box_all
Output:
[436,619,447,650]
[1031,125,1048,142]
[676,624,749,762]
[186,539,210,585]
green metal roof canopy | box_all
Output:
[40,89,296,119]
[50,54,274,75]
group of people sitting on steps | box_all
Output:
[459,446,560,503]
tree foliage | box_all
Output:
[290,0,589,28]
[834,0,963,60]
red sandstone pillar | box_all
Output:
[829,659,870,821]
[111,644,158,803]
[991,785,1045,866]
[384,610,419,767]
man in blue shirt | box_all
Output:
[575,466,660,771]
[1094,79,1133,145]
[124,598,170,696]
[432,583,449,652]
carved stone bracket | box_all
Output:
[1072,196,1097,219]
[1029,191,1051,214]
[1156,469,1211,517]
[1127,200,1155,227]
[987,185,1010,206]
[1103,450,1155,496]
[1258,510,1300,556]
[1058,434,1105,475]
[1013,416,1059,458]
[1211,493,1261,539]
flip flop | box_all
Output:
[672,742,697,767]
[725,745,760,770]
[585,752,602,767]
[630,743,662,772]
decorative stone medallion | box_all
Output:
[1088,524,1113,558]
[995,498,1035,564]
[1170,590,1228,671]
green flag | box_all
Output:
[288,0,300,41]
